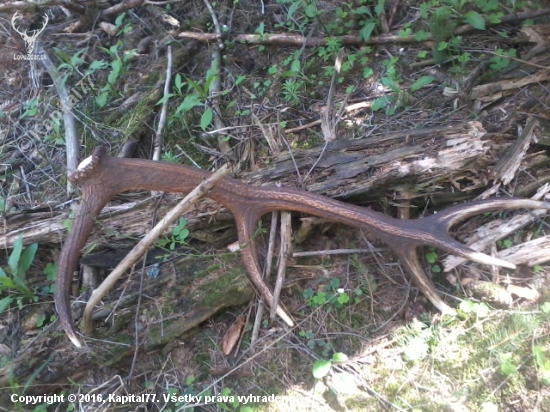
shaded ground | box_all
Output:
[1,0,550,411]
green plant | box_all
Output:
[281,78,303,105]
[312,352,348,378]
[0,236,39,314]
[95,42,136,108]
[497,238,513,249]
[299,330,334,357]
[161,151,180,163]
[303,277,351,309]
[533,345,550,385]
[19,98,39,120]
[489,48,516,70]
[459,299,490,317]
[157,218,190,250]
[166,67,219,130]
[114,11,133,35]
[425,248,442,273]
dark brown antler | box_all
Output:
[56,146,550,347]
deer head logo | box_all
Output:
[11,11,49,54]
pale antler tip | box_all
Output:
[77,155,94,171]
[469,252,516,269]
[68,332,83,348]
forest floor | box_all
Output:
[1,0,550,411]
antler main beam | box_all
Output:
[56,146,550,347]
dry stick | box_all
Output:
[250,211,279,347]
[293,247,385,257]
[178,7,550,46]
[152,44,173,164]
[270,212,292,320]
[470,72,550,100]
[203,0,234,159]
[79,165,230,336]
[38,45,79,196]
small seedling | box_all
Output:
[312,352,348,379]
[0,235,39,315]
[158,218,189,250]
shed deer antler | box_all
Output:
[56,146,550,347]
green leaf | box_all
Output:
[156,94,175,105]
[290,59,301,73]
[88,60,108,71]
[287,0,301,19]
[0,297,13,315]
[9,235,23,276]
[95,91,109,108]
[108,60,122,85]
[235,75,246,85]
[464,11,485,30]
[205,65,218,92]
[115,12,126,28]
[332,352,348,363]
[411,76,435,92]
[371,97,388,111]
[201,108,213,130]
[425,251,438,264]
[375,0,385,16]
[354,6,372,16]
[0,276,17,289]
[186,77,205,96]
[534,345,548,367]
[381,76,400,92]
[540,302,550,313]
[359,22,376,41]
[500,361,517,376]
[174,74,186,94]
[337,293,350,305]
[362,67,374,78]
[414,30,431,41]
[175,94,202,115]
[303,289,314,299]
[312,359,332,378]
[178,229,189,241]
[329,278,340,290]
[474,302,490,318]
[304,3,317,17]
[459,299,475,313]
[19,243,38,278]
[255,21,265,35]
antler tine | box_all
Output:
[408,197,550,270]
[390,243,457,315]
[425,198,550,229]
[233,213,295,326]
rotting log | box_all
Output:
[4,121,536,249]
